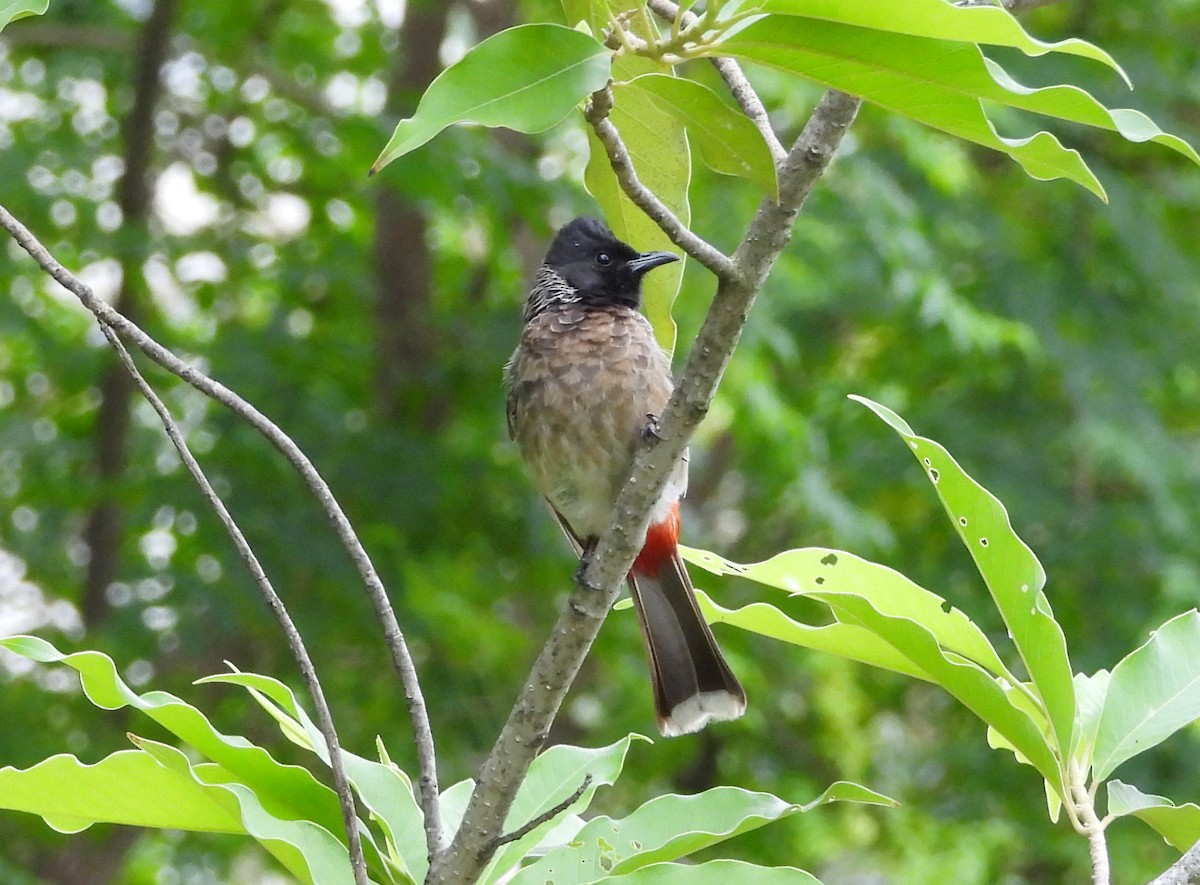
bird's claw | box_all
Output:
[643,413,663,441]
[573,555,603,593]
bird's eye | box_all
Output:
[595,251,612,266]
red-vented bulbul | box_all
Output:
[505,216,746,736]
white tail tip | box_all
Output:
[658,690,747,737]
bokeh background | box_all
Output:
[1,0,1198,881]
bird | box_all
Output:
[505,216,746,737]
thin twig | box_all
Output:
[645,0,786,166]
[584,85,737,281]
[0,203,446,860]
[426,87,861,885]
[710,57,787,165]
[95,321,369,884]
[487,775,593,853]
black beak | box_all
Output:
[627,250,680,275]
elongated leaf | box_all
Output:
[603,861,823,885]
[853,396,1077,765]
[983,60,1199,166]
[566,0,689,351]
[371,24,611,172]
[691,587,931,682]
[201,670,424,882]
[1107,781,1200,852]
[682,547,1016,684]
[815,590,1062,791]
[138,738,361,884]
[204,669,641,885]
[0,636,350,841]
[0,749,243,834]
[584,76,689,352]
[511,782,892,885]
[619,74,777,198]
[0,741,359,884]
[722,18,1128,197]
[0,0,48,31]
[1093,611,1200,780]
[751,0,1126,78]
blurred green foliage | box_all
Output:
[0,0,1197,882]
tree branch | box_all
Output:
[584,85,737,281]
[1149,840,1200,885]
[427,87,861,885]
[0,203,446,860]
[95,322,369,884]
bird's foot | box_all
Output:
[643,413,663,441]
[574,542,603,592]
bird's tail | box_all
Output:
[629,503,746,737]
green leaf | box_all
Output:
[370,24,611,172]
[0,0,48,31]
[618,74,777,198]
[982,60,1200,167]
[511,782,891,885]
[0,740,362,884]
[208,669,644,885]
[602,860,824,885]
[723,17,1115,196]
[564,1,690,352]
[689,585,932,682]
[0,637,380,880]
[1093,611,1200,781]
[683,547,1016,684]
[584,73,689,353]
[1072,670,1111,765]
[485,737,643,883]
[135,738,367,884]
[0,749,243,834]
[750,0,1127,79]
[1106,781,1200,852]
[202,670,427,883]
[817,590,1062,792]
[853,395,1077,765]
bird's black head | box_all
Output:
[542,217,679,309]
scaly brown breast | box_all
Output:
[506,305,674,540]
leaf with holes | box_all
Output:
[371,24,611,173]
[683,546,1016,684]
[852,395,1076,769]
[683,547,1060,791]
[484,737,644,884]
[691,587,930,682]
[1093,611,1200,781]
